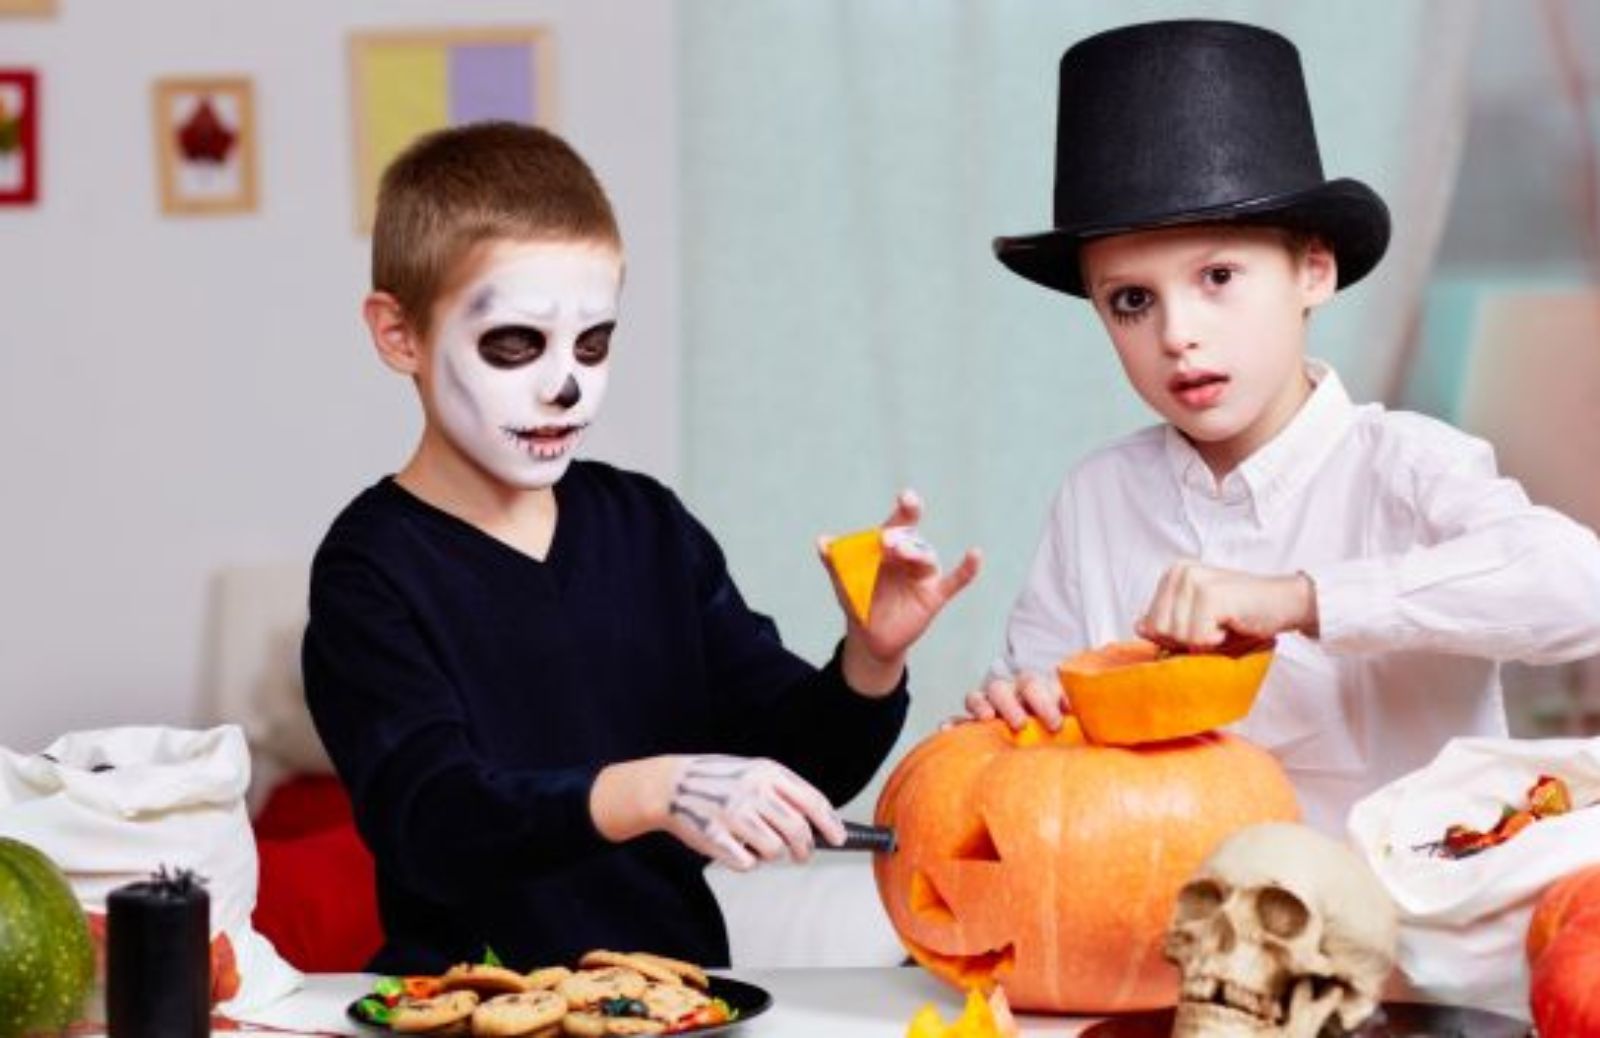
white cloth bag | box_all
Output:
[1347,736,1600,1019]
[0,724,301,1014]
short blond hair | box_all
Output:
[372,121,621,337]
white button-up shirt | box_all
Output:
[992,361,1600,834]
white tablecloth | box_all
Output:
[234,968,1109,1037]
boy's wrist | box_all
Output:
[1294,571,1320,638]
[591,756,679,843]
[840,634,906,698]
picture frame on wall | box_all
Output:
[0,0,57,16]
[0,69,39,206]
[152,76,259,215]
[348,26,557,231]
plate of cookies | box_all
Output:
[347,949,772,1036]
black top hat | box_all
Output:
[994,20,1390,297]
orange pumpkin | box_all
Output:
[1527,863,1600,968]
[1058,639,1274,745]
[1532,918,1600,1038]
[873,717,1298,1013]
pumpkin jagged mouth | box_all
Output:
[909,942,1017,988]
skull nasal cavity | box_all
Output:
[1256,886,1311,939]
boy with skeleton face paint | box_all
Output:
[302,121,980,975]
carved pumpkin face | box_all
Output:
[872,718,1299,1013]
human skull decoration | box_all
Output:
[1162,822,1398,1037]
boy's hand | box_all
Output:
[592,755,845,870]
[660,755,844,871]
[819,489,982,696]
[964,672,1067,731]
[1137,560,1318,649]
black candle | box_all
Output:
[106,867,211,1038]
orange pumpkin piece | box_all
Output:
[1528,863,1600,968]
[825,527,883,624]
[874,717,1299,1013]
[905,987,1016,1038]
[1057,638,1274,745]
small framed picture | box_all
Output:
[348,26,556,231]
[0,0,57,15]
[152,76,258,215]
[0,69,39,206]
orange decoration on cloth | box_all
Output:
[1418,774,1577,859]
[824,527,883,624]
[873,717,1298,1013]
[1057,638,1275,746]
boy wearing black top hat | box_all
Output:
[965,20,1600,834]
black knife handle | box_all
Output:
[819,820,896,853]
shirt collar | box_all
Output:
[1163,360,1356,522]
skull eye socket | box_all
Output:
[1256,886,1310,939]
[1175,879,1226,921]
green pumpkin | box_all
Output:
[0,837,95,1038]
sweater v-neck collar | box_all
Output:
[380,472,573,567]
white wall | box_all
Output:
[0,1,678,751]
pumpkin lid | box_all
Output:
[1057,638,1275,746]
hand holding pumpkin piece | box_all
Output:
[818,490,982,694]
[1136,559,1317,650]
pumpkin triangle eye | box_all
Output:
[952,819,1001,863]
[910,869,955,924]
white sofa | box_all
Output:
[200,563,904,968]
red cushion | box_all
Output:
[253,776,382,972]
[254,774,355,840]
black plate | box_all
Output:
[347,975,772,1036]
[1080,1001,1530,1037]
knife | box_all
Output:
[818,820,897,854]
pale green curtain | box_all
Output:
[679,0,1477,810]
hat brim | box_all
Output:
[993,179,1390,297]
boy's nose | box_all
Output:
[1159,307,1200,355]
[535,347,579,406]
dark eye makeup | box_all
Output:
[477,325,546,368]
[575,322,615,366]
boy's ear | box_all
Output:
[363,291,425,375]
[1300,239,1338,308]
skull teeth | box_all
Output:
[1179,975,1282,1025]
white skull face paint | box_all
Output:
[428,240,621,489]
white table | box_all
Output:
[234,968,1109,1037]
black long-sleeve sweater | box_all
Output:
[301,462,908,974]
